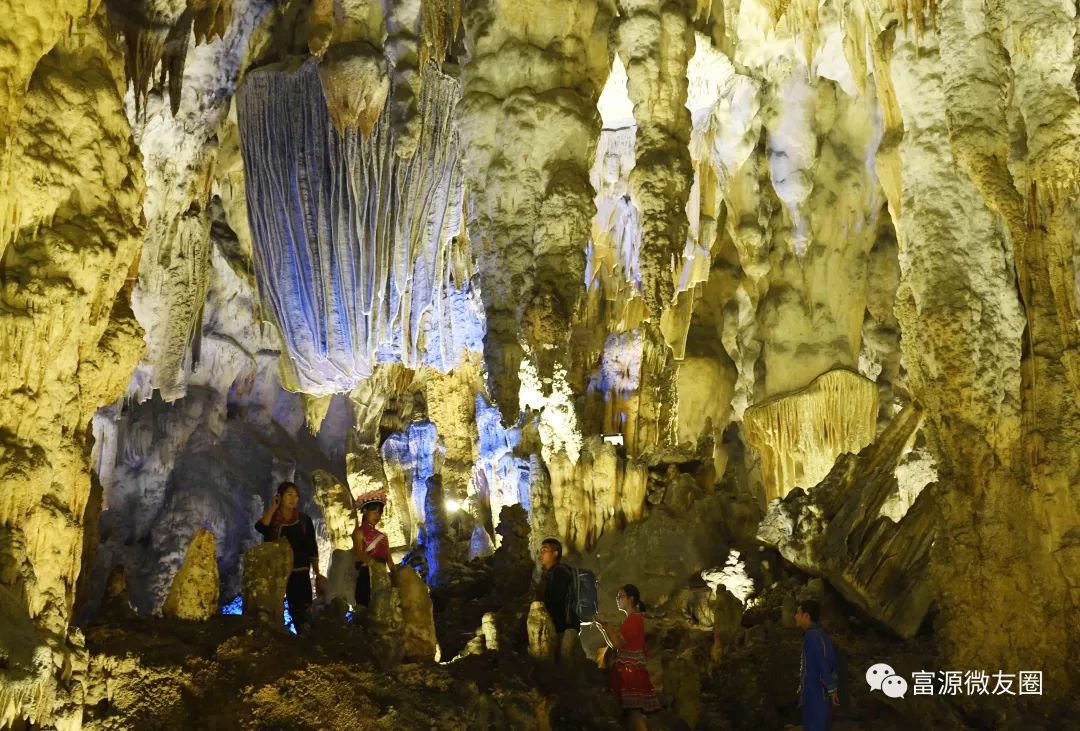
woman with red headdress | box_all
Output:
[596,584,660,730]
[352,489,396,607]
[255,481,322,631]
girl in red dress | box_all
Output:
[351,489,396,607]
[596,584,659,730]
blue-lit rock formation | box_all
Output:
[237,60,483,395]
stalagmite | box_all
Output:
[162,529,219,621]
[242,540,293,627]
[396,565,438,662]
[527,601,557,661]
[312,470,358,549]
[368,563,405,667]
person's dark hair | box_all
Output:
[621,584,646,612]
[273,482,306,533]
[798,599,821,623]
[276,481,300,498]
[541,537,562,561]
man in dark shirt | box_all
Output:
[537,538,578,633]
[796,599,839,731]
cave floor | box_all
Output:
[74,612,1054,731]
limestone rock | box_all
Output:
[526,601,557,661]
[480,611,498,652]
[709,587,745,661]
[757,404,935,638]
[318,41,390,138]
[396,566,438,662]
[490,504,534,598]
[312,470,356,550]
[242,540,293,627]
[666,652,700,728]
[100,564,137,622]
[557,628,585,670]
[325,549,359,608]
[162,529,219,621]
[744,369,879,502]
[368,564,404,668]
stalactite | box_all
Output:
[547,438,648,553]
[457,0,612,421]
[887,0,938,39]
[615,0,696,314]
[383,0,424,157]
[420,0,461,71]
[237,60,482,395]
[104,1,190,116]
[190,0,232,44]
[744,369,879,502]
[317,41,390,138]
[132,205,213,401]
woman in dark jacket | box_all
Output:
[255,481,322,631]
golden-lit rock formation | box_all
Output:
[162,528,220,620]
[3,0,1080,725]
[0,6,144,725]
[745,369,878,502]
[457,0,612,419]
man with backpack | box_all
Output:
[537,538,580,634]
[795,598,840,731]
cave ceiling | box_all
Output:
[1,0,1079,726]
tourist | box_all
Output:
[352,489,395,607]
[536,537,579,634]
[595,584,659,730]
[255,481,322,631]
[795,598,840,731]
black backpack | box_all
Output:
[558,564,599,627]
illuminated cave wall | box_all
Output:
[0,0,1078,725]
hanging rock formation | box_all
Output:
[237,59,481,395]
[758,403,935,637]
[457,0,612,418]
[744,369,879,502]
[614,0,697,313]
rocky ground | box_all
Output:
[73,567,1074,730]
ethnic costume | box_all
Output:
[799,623,839,731]
[354,489,391,607]
[610,612,660,712]
[254,509,318,629]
